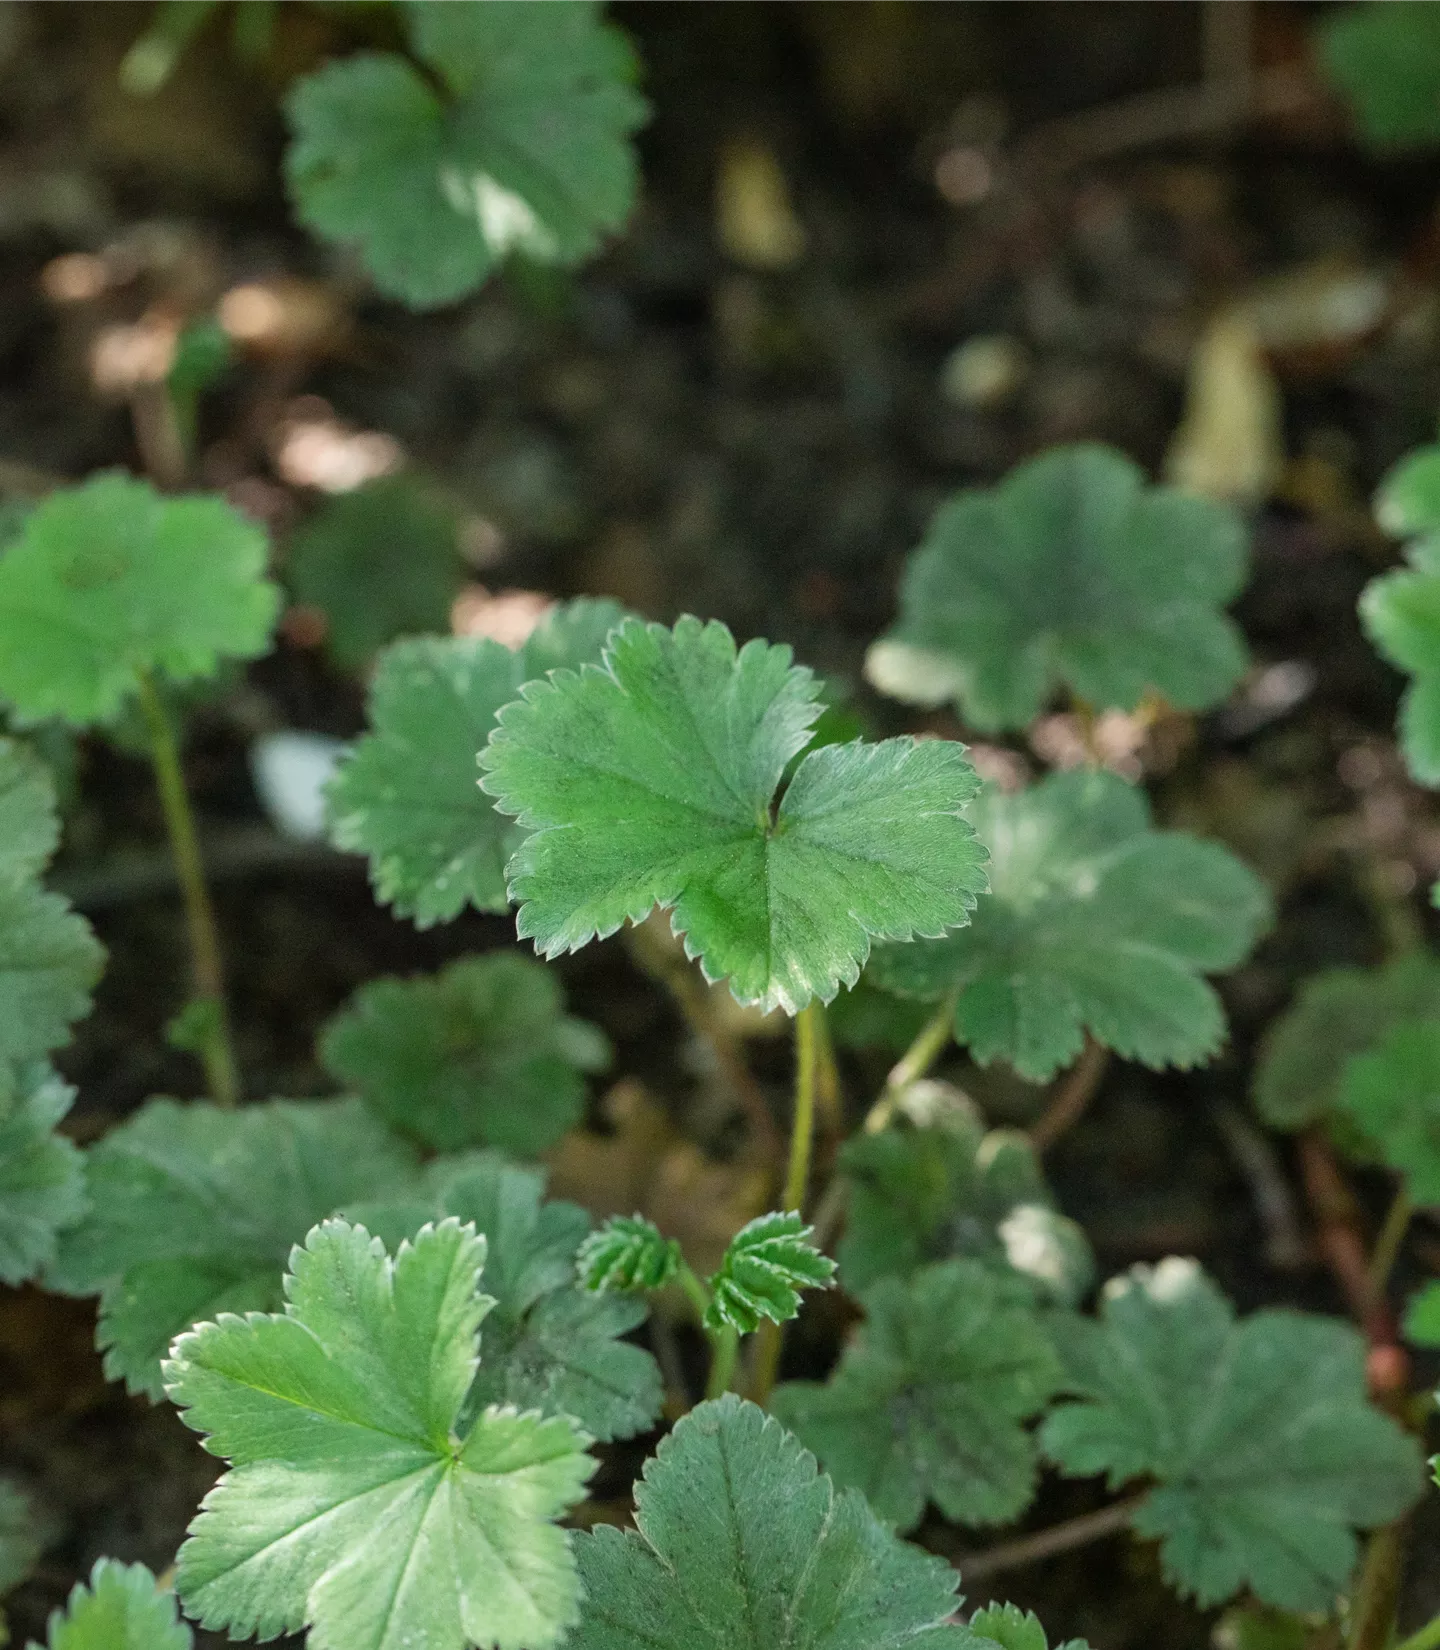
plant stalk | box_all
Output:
[1347,1517,1407,1650]
[950,1494,1145,1581]
[136,670,240,1108]
[862,987,960,1135]
[705,1324,739,1400]
[1029,1037,1110,1152]
[812,1001,843,1137]
[1366,1188,1413,1310]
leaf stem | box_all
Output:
[705,1324,739,1400]
[785,1001,821,1214]
[1347,1516,1408,1650]
[675,1261,712,1327]
[1366,1187,1413,1310]
[862,987,960,1135]
[136,670,240,1108]
[811,1002,843,1138]
[1029,1037,1109,1152]
[1393,1615,1440,1650]
[949,1493,1145,1581]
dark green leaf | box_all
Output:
[1318,3,1440,150]
[0,1061,86,1286]
[1336,1019,1440,1201]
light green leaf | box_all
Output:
[867,444,1248,732]
[0,739,59,886]
[287,476,463,670]
[871,768,1269,1080]
[1361,532,1440,783]
[319,953,608,1155]
[166,1218,594,1650]
[1040,1258,1423,1610]
[772,1260,1061,1532]
[479,616,987,1015]
[325,599,626,926]
[49,1097,419,1398]
[1336,1020,1440,1201]
[285,1,648,309]
[1375,445,1440,539]
[1403,1279,1440,1346]
[837,1113,1094,1303]
[1253,954,1440,1130]
[576,1215,681,1293]
[0,880,104,1066]
[966,1603,1090,1650]
[705,1211,835,1334]
[33,1558,191,1650]
[0,1478,38,1598]
[0,473,278,727]
[569,1393,975,1650]
[1318,2,1440,150]
[0,1061,86,1286]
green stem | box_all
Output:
[1348,1516,1407,1650]
[676,1262,712,1327]
[1366,1188,1413,1309]
[812,1002,842,1138]
[1394,1616,1440,1650]
[862,987,959,1135]
[136,671,240,1108]
[785,1001,822,1214]
[705,1324,739,1400]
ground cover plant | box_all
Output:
[4,3,1440,1649]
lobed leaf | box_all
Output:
[0,1061,86,1286]
[166,1217,595,1650]
[0,738,59,885]
[49,1097,420,1398]
[0,473,278,727]
[480,616,987,1015]
[772,1260,1061,1532]
[285,1,648,309]
[319,952,609,1155]
[569,1393,975,1649]
[871,768,1269,1081]
[325,598,626,926]
[0,880,104,1066]
[576,1214,681,1293]
[966,1604,1090,1650]
[866,443,1248,732]
[704,1210,835,1334]
[1336,1020,1440,1202]
[34,1558,191,1650]
[1040,1258,1423,1610]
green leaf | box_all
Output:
[0,473,279,727]
[576,1215,681,1293]
[838,1114,1094,1304]
[1318,2,1440,151]
[569,1393,974,1650]
[1336,1020,1440,1202]
[49,1097,420,1399]
[772,1260,1061,1532]
[0,738,59,885]
[166,1217,595,1650]
[871,768,1269,1081]
[1375,445,1440,539]
[867,444,1248,732]
[1403,1279,1440,1346]
[319,953,608,1155]
[1040,1257,1423,1611]
[966,1604,1090,1650]
[480,616,987,1015]
[0,1061,86,1286]
[286,476,463,670]
[0,880,104,1066]
[705,1211,835,1334]
[1253,954,1440,1130]
[285,1,648,310]
[325,598,626,926]
[34,1558,191,1650]
[0,1478,38,1598]
[1361,537,1440,783]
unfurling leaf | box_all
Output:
[49,1098,419,1398]
[866,443,1248,732]
[165,1218,595,1650]
[36,1558,191,1650]
[1040,1257,1423,1610]
[1336,1019,1440,1202]
[0,1061,86,1286]
[319,953,609,1155]
[568,1393,975,1650]
[0,473,278,727]
[871,769,1269,1081]
[772,1259,1061,1531]
[479,615,987,1015]
[704,1210,835,1334]
[576,1215,680,1294]
[325,598,626,926]
[285,1,649,309]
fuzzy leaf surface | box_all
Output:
[326,599,626,926]
[1040,1258,1423,1610]
[285,1,647,309]
[319,953,608,1154]
[1336,1020,1440,1202]
[569,1393,974,1650]
[705,1211,835,1334]
[49,1098,419,1398]
[838,1116,1093,1303]
[1253,954,1440,1130]
[0,739,59,885]
[0,1061,86,1286]
[867,444,1248,732]
[965,1604,1089,1650]
[0,880,104,1065]
[35,1559,191,1650]
[480,616,987,1015]
[871,768,1269,1080]
[0,473,278,727]
[772,1260,1061,1532]
[576,1215,680,1293]
[166,1218,594,1650]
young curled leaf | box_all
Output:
[705,1210,835,1335]
[576,1214,680,1294]
[38,1558,191,1650]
